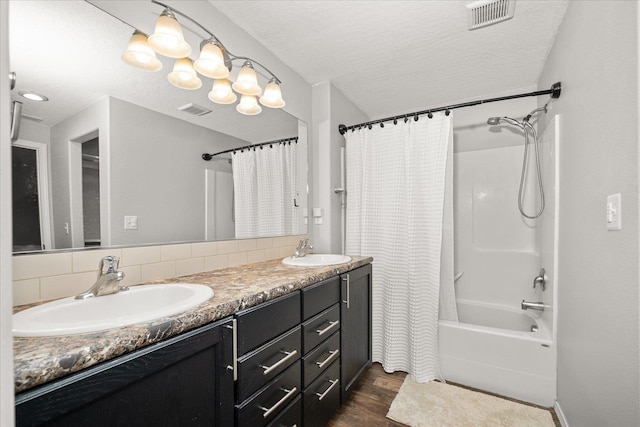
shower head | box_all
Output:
[487,116,523,128]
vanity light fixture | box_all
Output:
[232,61,262,96]
[236,94,262,116]
[194,40,230,79]
[18,91,48,102]
[259,78,286,108]
[121,31,162,72]
[119,0,285,116]
[147,8,191,58]
[168,58,202,90]
[208,78,237,104]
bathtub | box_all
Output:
[438,299,556,406]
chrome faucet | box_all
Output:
[293,238,313,257]
[521,300,545,311]
[533,268,547,291]
[75,256,127,299]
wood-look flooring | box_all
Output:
[328,363,561,427]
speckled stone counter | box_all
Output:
[13,256,372,394]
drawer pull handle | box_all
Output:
[316,320,339,336]
[315,379,339,401]
[260,350,298,376]
[315,349,339,369]
[259,387,298,418]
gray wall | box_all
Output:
[312,81,368,253]
[50,97,109,249]
[538,2,639,425]
[109,97,243,246]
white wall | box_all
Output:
[108,97,244,246]
[312,81,368,253]
[50,97,109,249]
[538,2,639,426]
[0,2,14,424]
[452,91,541,306]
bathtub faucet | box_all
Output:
[521,300,545,311]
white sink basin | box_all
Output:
[13,283,213,337]
[282,254,351,267]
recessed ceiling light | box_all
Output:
[19,91,48,102]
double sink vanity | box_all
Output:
[13,254,372,426]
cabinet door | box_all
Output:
[340,264,372,403]
[15,318,235,427]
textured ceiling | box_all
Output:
[9,1,569,138]
[210,0,570,120]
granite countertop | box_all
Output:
[13,256,372,394]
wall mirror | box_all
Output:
[9,0,308,254]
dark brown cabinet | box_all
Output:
[15,318,235,427]
[340,264,372,403]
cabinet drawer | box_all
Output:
[237,292,301,355]
[303,360,341,427]
[302,304,340,354]
[236,360,301,427]
[301,276,340,321]
[265,395,302,427]
[237,326,301,403]
[302,331,340,388]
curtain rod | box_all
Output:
[338,82,561,135]
[202,136,298,161]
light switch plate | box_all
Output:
[124,215,138,230]
[606,193,621,231]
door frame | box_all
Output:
[13,139,52,250]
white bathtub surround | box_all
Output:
[232,142,298,239]
[345,112,455,382]
[439,300,555,406]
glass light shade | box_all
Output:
[168,58,202,90]
[121,32,162,72]
[259,80,285,108]
[208,79,237,104]
[194,42,229,79]
[236,95,262,115]
[148,10,192,58]
[232,62,262,96]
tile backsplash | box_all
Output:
[13,235,306,306]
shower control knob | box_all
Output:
[533,268,546,291]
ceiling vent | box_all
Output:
[178,103,211,116]
[467,0,516,30]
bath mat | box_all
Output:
[386,377,555,427]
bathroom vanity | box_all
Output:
[13,258,372,426]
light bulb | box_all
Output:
[122,31,162,72]
[259,79,285,108]
[208,79,237,104]
[236,95,262,115]
[148,9,191,58]
[194,41,230,79]
[232,61,262,96]
[168,58,202,90]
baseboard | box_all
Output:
[554,401,569,427]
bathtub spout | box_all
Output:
[521,300,545,311]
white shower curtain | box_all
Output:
[232,143,298,238]
[345,112,456,383]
